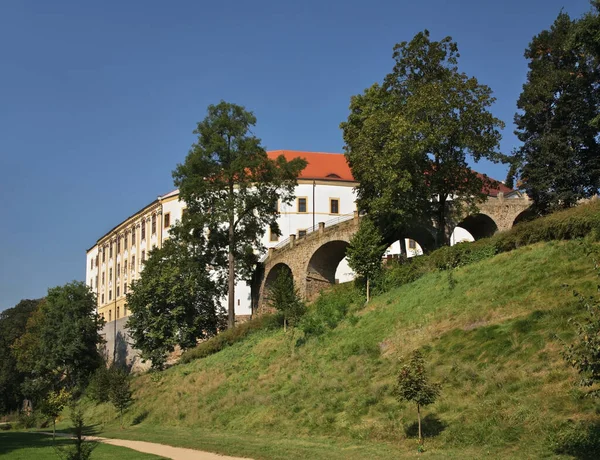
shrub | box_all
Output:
[18,411,37,428]
[86,365,111,403]
[179,314,280,363]
[299,285,360,338]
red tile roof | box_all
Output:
[267,150,355,182]
[268,150,513,196]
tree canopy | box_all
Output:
[173,101,306,328]
[341,31,504,245]
[507,7,600,213]
[126,235,225,370]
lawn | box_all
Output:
[0,431,166,460]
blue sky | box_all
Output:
[0,0,592,310]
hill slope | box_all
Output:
[86,240,600,459]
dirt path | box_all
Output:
[38,432,251,460]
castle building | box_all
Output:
[85,151,362,325]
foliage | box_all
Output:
[54,405,97,460]
[17,410,37,429]
[108,367,133,427]
[346,218,387,300]
[12,282,103,400]
[41,388,71,439]
[86,365,111,403]
[299,286,360,338]
[549,420,600,460]
[341,30,504,245]
[395,350,441,443]
[126,235,226,370]
[267,270,306,330]
[179,314,280,363]
[173,101,306,328]
[507,8,600,214]
[563,258,600,397]
[0,298,42,414]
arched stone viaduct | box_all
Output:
[254,195,532,314]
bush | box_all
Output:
[0,423,11,431]
[18,411,37,428]
[179,314,280,363]
[86,365,111,403]
[549,420,600,459]
[299,285,361,338]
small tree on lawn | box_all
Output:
[267,270,305,332]
[396,350,441,446]
[346,217,387,302]
[41,388,71,440]
[108,367,133,428]
[55,404,97,460]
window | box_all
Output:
[131,227,136,245]
[272,200,279,213]
[90,259,94,270]
[124,260,128,273]
[101,294,105,304]
[297,197,307,213]
[131,256,135,272]
[102,249,106,263]
[330,198,340,214]
[117,238,121,253]
[141,222,146,240]
[124,235,127,250]
[117,307,120,319]
[108,310,112,322]
[124,283,127,295]
[117,263,120,276]
[109,290,112,301]
[269,227,279,242]
[90,278,93,287]
[109,268,113,280]
[109,244,113,259]
[95,275,98,287]
[123,305,127,316]
[95,256,98,267]
[152,214,157,234]
[298,229,307,238]
[237,299,240,306]
[102,272,105,285]
[164,213,170,228]
[408,239,416,249]
[181,208,187,220]
[117,286,120,297]
[141,250,145,263]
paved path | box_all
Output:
[38,432,250,460]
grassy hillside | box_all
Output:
[82,240,600,459]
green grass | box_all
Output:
[0,432,166,460]
[77,240,600,459]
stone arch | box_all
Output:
[512,209,536,226]
[383,224,437,258]
[263,263,294,298]
[454,213,498,241]
[306,240,350,300]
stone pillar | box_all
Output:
[318,222,325,234]
[289,234,296,248]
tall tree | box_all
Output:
[346,217,387,302]
[12,282,104,398]
[126,234,225,370]
[507,8,600,213]
[0,298,42,414]
[173,101,306,328]
[342,31,504,245]
[267,270,305,332]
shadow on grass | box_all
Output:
[55,422,103,436]
[552,420,600,460]
[0,431,73,456]
[404,414,447,439]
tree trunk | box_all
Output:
[284,317,287,333]
[366,278,370,303]
[417,403,422,444]
[436,197,448,247]
[53,418,56,440]
[228,184,236,329]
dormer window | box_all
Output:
[326,173,341,179]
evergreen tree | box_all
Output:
[108,367,133,427]
[173,101,306,328]
[507,9,600,213]
[267,270,305,331]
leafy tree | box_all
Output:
[86,363,111,403]
[507,8,600,213]
[0,298,42,414]
[173,101,306,328]
[341,31,504,245]
[126,234,225,370]
[108,367,133,427]
[346,218,387,302]
[396,350,441,445]
[41,388,71,440]
[12,282,103,398]
[267,270,305,331]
